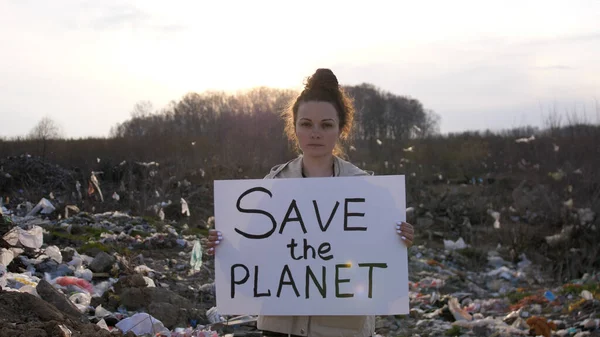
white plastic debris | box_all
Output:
[75,181,82,200]
[448,297,472,321]
[581,290,593,300]
[45,245,62,263]
[488,266,517,280]
[97,319,110,331]
[112,192,120,201]
[181,198,190,217]
[487,209,501,229]
[143,276,156,287]
[89,172,104,202]
[95,305,112,319]
[115,312,169,336]
[190,240,203,271]
[75,267,93,282]
[134,265,155,275]
[70,292,91,312]
[18,284,39,297]
[26,198,56,217]
[515,135,535,143]
[517,253,531,270]
[1,248,14,266]
[206,307,225,324]
[545,225,574,247]
[93,279,118,297]
[563,198,574,208]
[3,225,44,249]
[376,139,382,145]
[0,264,7,288]
[578,208,595,225]
[443,237,467,250]
[58,325,72,337]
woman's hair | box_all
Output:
[282,68,355,157]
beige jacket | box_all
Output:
[258,155,376,337]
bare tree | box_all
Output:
[130,100,154,119]
[28,116,64,160]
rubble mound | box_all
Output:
[0,155,76,196]
[0,290,125,337]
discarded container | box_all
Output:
[544,290,556,302]
[26,198,56,217]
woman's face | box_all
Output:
[295,101,340,157]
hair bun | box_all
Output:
[305,68,339,91]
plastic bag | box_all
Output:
[115,313,169,335]
[190,240,203,271]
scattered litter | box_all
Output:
[26,198,56,216]
[190,240,203,271]
[443,237,467,250]
[115,312,170,336]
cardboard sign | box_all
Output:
[213,175,409,315]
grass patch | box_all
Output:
[49,230,90,242]
[83,226,110,238]
[505,290,534,304]
[561,283,599,296]
[47,225,110,243]
[182,227,209,237]
[445,325,461,336]
[78,242,111,255]
[142,215,163,229]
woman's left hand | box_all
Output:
[396,221,414,248]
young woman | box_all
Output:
[207,68,415,337]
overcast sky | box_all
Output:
[1,0,598,139]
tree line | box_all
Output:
[107,84,440,164]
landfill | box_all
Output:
[0,154,599,337]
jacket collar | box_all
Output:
[265,155,373,179]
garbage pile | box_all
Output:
[2,197,599,337]
[0,154,77,196]
[0,153,598,336]
[374,243,600,337]
[0,202,229,337]
[0,154,213,224]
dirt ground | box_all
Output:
[0,290,133,337]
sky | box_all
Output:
[1,0,599,139]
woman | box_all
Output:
[207,68,415,337]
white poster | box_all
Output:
[213,175,409,315]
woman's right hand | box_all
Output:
[206,229,222,255]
